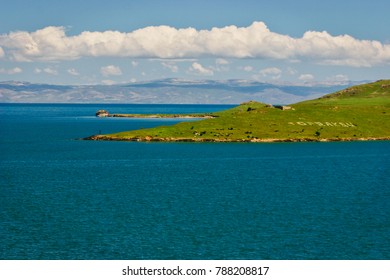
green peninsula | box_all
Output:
[86,80,390,142]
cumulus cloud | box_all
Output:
[101,79,117,85]
[0,22,389,66]
[100,65,122,76]
[161,61,178,73]
[332,74,349,81]
[67,68,79,76]
[240,65,254,72]
[214,58,230,72]
[216,58,229,65]
[10,67,22,74]
[260,67,282,76]
[299,74,315,81]
[325,74,349,85]
[34,67,58,75]
[0,67,22,74]
[287,67,297,75]
[189,62,214,76]
[258,67,282,80]
[43,67,58,75]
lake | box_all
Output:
[0,104,389,259]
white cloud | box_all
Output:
[325,74,349,85]
[0,46,4,57]
[34,66,58,75]
[189,62,214,76]
[10,67,22,74]
[216,58,229,65]
[131,61,138,67]
[299,74,315,81]
[101,79,117,85]
[100,65,122,76]
[333,74,349,81]
[214,58,230,72]
[287,67,297,75]
[148,58,197,62]
[0,67,22,74]
[44,67,58,75]
[258,67,282,80]
[1,22,389,67]
[67,68,79,76]
[260,67,282,76]
[240,65,254,72]
[161,61,178,73]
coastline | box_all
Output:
[100,113,216,119]
[84,135,390,143]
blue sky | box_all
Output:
[0,0,389,85]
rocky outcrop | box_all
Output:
[96,110,109,117]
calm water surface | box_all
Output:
[0,104,389,259]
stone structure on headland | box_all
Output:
[96,110,109,117]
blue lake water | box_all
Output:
[0,103,389,260]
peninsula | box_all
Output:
[95,110,216,119]
[85,80,390,142]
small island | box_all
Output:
[85,80,390,142]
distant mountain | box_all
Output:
[0,79,361,104]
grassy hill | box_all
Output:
[87,80,390,142]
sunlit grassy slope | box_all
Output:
[92,80,390,142]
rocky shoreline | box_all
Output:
[96,110,215,119]
[84,135,390,143]
[109,114,215,119]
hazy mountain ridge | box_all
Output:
[0,79,359,104]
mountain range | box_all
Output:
[0,79,363,104]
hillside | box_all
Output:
[86,80,390,142]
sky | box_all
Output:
[0,0,389,85]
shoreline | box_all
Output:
[84,135,390,143]
[101,113,216,119]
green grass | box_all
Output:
[91,80,390,142]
